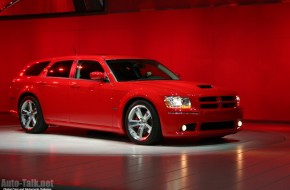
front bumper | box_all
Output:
[160,107,243,138]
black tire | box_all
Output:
[125,100,162,145]
[19,96,48,134]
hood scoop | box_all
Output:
[197,84,213,89]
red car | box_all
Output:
[9,55,243,145]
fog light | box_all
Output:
[181,125,187,131]
[237,120,243,129]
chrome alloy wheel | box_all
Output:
[127,105,153,142]
[20,99,38,130]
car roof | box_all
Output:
[34,55,149,63]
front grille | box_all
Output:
[199,96,236,109]
[200,104,218,109]
[199,96,216,102]
[200,121,235,131]
[222,103,235,108]
[221,96,235,101]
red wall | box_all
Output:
[1,3,290,121]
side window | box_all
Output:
[47,60,73,78]
[75,60,104,80]
[24,61,50,76]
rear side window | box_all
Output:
[47,60,73,78]
[75,60,104,80]
[24,61,50,76]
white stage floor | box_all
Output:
[0,114,290,190]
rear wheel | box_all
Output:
[19,96,48,133]
[125,100,162,145]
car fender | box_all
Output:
[17,83,40,104]
[8,79,39,116]
[114,87,166,134]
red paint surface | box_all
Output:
[1,3,290,121]
[9,55,242,139]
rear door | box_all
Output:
[37,59,74,123]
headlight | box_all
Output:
[236,95,240,107]
[164,96,191,109]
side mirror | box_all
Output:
[90,72,106,81]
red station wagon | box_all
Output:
[9,55,243,145]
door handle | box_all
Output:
[70,82,80,88]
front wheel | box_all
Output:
[19,96,48,134]
[125,100,162,145]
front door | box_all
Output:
[69,60,113,127]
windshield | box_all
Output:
[106,59,179,82]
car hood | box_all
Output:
[123,80,237,97]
